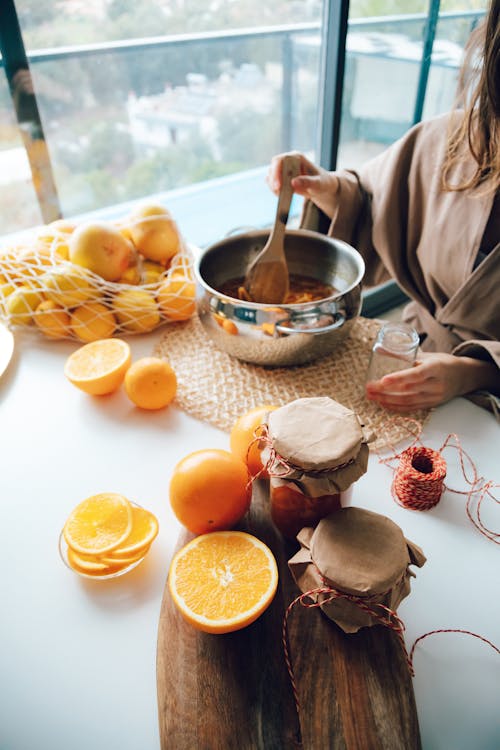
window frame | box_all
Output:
[0,1,486,316]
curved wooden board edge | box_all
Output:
[156,480,421,750]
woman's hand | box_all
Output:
[365,352,499,411]
[266,151,339,219]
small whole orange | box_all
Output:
[124,357,177,410]
[169,449,251,534]
[230,405,278,477]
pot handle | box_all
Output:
[275,310,345,335]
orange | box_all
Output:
[169,449,251,534]
[64,338,131,395]
[230,405,278,477]
[168,531,278,634]
[34,299,70,339]
[124,356,177,410]
[222,319,238,335]
[63,492,133,555]
[156,276,196,321]
[70,301,116,343]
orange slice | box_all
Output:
[99,545,151,566]
[168,531,278,634]
[104,541,151,562]
[108,506,159,557]
[64,338,131,395]
[63,492,133,555]
[66,552,127,578]
[67,547,116,573]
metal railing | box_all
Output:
[0,8,485,226]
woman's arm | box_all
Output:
[365,352,499,411]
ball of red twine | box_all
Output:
[392,445,447,511]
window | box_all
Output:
[0,0,487,284]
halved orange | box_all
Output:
[64,337,131,395]
[63,492,133,555]
[168,531,278,634]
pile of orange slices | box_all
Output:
[62,492,159,578]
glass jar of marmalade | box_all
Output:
[263,397,370,539]
[270,483,342,539]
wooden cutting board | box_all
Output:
[157,481,421,750]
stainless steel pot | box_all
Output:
[195,229,365,367]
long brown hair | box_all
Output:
[442,1,500,193]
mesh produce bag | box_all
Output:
[0,205,196,342]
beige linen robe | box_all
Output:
[301,112,499,411]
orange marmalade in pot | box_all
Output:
[218,274,336,304]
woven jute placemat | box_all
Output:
[153,315,429,452]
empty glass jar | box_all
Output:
[366,322,420,383]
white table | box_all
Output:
[1,327,498,750]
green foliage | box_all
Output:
[2,0,488,233]
[217,108,281,166]
[349,0,486,16]
[84,123,134,173]
[16,0,58,29]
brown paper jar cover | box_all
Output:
[263,397,372,538]
[288,507,426,633]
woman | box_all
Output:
[267,2,499,414]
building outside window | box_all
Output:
[0,0,487,282]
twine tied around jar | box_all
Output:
[246,423,356,484]
[282,579,500,716]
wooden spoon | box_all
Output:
[245,154,300,304]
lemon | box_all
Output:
[118,264,142,285]
[34,300,70,339]
[0,282,16,314]
[157,276,196,321]
[127,203,181,264]
[69,222,132,282]
[112,288,160,333]
[142,260,165,285]
[40,265,96,308]
[37,219,77,243]
[5,285,45,325]
[70,302,116,343]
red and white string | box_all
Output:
[377,419,499,544]
[282,585,500,714]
